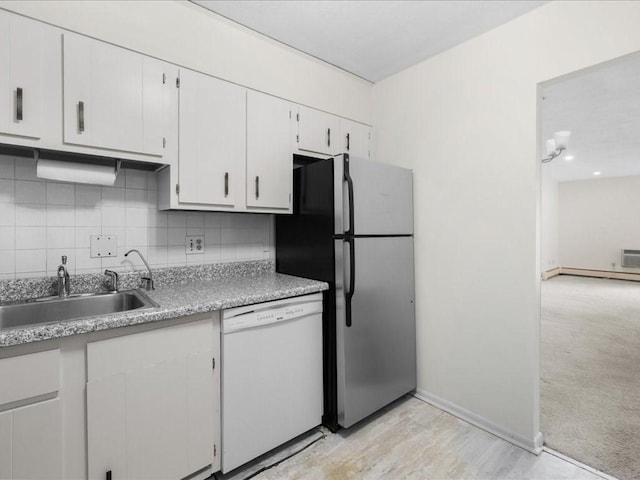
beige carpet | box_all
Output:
[541,275,640,480]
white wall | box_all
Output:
[559,175,640,272]
[373,1,640,449]
[0,154,271,280]
[0,0,372,123]
[541,171,559,272]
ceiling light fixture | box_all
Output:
[541,130,571,163]
[564,155,574,161]
[593,171,601,176]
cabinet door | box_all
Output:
[126,358,189,480]
[87,317,217,480]
[0,399,62,480]
[297,105,341,156]
[340,118,371,161]
[178,69,246,207]
[0,14,44,138]
[87,375,127,480]
[63,33,164,156]
[246,91,293,210]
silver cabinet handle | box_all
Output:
[255,176,259,199]
[78,101,85,133]
[327,128,331,147]
[16,87,23,121]
[224,172,229,197]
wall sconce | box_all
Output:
[541,130,571,163]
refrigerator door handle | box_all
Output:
[344,156,355,236]
[345,237,355,327]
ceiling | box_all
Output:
[192,0,546,82]
[541,52,640,182]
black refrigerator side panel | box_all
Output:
[275,158,339,431]
[276,158,335,282]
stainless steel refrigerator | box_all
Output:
[276,153,416,430]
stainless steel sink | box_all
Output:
[0,289,158,330]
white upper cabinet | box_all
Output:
[0,15,44,139]
[63,33,165,156]
[246,91,293,211]
[177,69,246,208]
[340,118,371,161]
[296,105,341,156]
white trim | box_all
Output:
[541,267,561,280]
[559,267,640,282]
[543,447,619,480]
[412,389,543,455]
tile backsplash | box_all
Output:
[0,155,273,280]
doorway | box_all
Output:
[540,52,640,480]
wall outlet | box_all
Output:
[186,235,204,255]
[90,235,117,258]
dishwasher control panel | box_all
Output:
[223,294,323,333]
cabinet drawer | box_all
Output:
[0,349,60,406]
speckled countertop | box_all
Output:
[0,261,328,347]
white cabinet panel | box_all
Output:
[87,375,127,480]
[297,105,341,156]
[340,118,371,161]
[12,399,62,480]
[0,411,11,479]
[187,351,216,473]
[90,39,144,154]
[0,15,44,139]
[178,69,246,207]
[0,349,59,406]
[63,33,165,157]
[246,91,293,211]
[126,358,189,480]
[87,316,218,480]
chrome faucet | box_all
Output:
[104,269,119,293]
[57,255,70,297]
[124,249,154,290]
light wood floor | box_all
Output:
[245,396,609,480]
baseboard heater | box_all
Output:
[543,267,640,282]
[622,249,640,268]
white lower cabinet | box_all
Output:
[86,315,220,480]
[0,348,62,480]
[0,399,62,480]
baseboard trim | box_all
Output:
[541,267,561,280]
[560,267,640,282]
[413,389,543,455]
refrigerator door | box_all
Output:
[345,156,414,236]
[336,236,416,428]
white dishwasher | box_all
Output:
[221,293,323,473]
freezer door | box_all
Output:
[336,236,416,428]
[345,156,414,235]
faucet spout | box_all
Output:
[124,249,154,290]
[104,269,119,293]
[57,255,70,297]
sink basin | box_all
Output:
[0,289,158,330]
